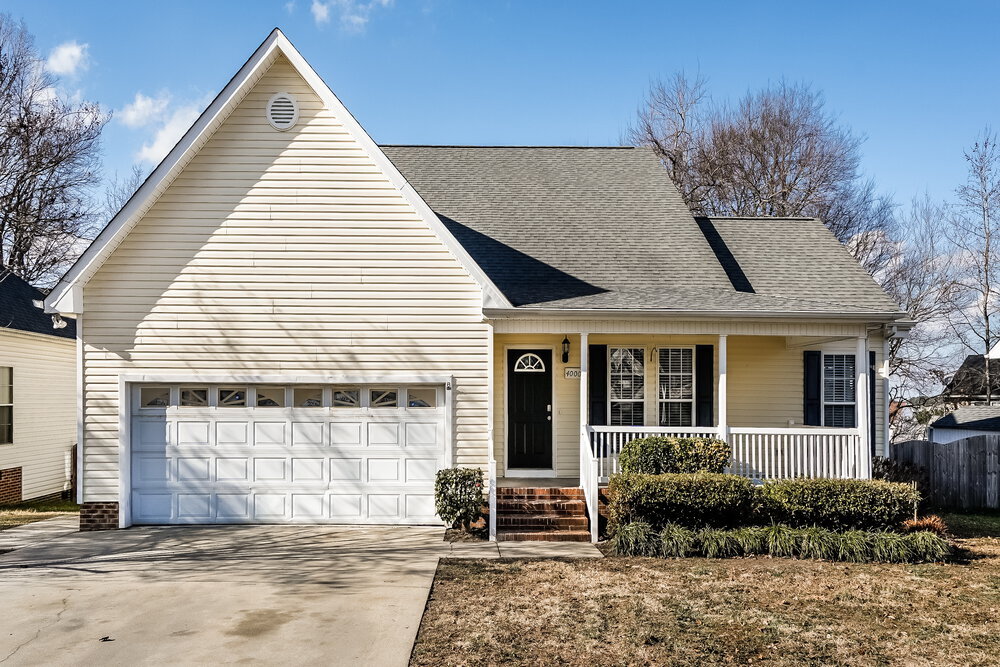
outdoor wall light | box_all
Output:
[562,336,570,363]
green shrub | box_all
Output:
[610,521,659,556]
[434,467,484,530]
[618,436,730,474]
[659,523,696,558]
[608,472,759,531]
[761,478,920,531]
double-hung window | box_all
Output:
[823,354,856,427]
[658,348,694,427]
[0,367,10,444]
[609,347,644,426]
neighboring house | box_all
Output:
[0,272,77,503]
[941,344,1000,407]
[44,30,911,539]
[930,406,1000,444]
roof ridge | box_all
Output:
[379,144,635,149]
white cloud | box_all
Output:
[285,0,296,13]
[119,92,171,128]
[311,0,330,24]
[137,104,201,165]
[45,41,89,76]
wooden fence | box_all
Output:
[892,435,1000,510]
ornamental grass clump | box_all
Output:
[659,523,696,558]
[797,526,839,560]
[610,521,660,557]
[697,528,742,558]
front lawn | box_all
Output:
[0,498,79,531]
[411,517,1000,666]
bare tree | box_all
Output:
[628,78,895,273]
[0,15,108,285]
[103,164,147,222]
[946,130,1000,404]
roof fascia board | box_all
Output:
[483,307,908,323]
[45,29,284,315]
[45,29,511,314]
[271,33,510,309]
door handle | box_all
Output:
[547,416,552,421]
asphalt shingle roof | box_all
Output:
[0,272,75,339]
[931,406,1000,431]
[381,145,905,315]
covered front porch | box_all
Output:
[486,324,888,541]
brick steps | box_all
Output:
[495,486,591,542]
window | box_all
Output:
[140,387,170,408]
[218,387,247,407]
[0,367,11,444]
[294,387,323,407]
[256,386,286,407]
[407,387,437,408]
[609,347,644,426]
[823,354,856,427]
[179,388,208,407]
[658,348,694,427]
[513,353,546,372]
[332,388,360,408]
[370,389,398,408]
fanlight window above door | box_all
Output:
[514,353,546,373]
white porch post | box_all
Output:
[579,332,589,483]
[856,335,871,479]
[717,335,728,444]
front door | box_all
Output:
[507,349,553,469]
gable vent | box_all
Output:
[267,92,298,130]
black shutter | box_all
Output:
[695,345,714,427]
[869,350,877,455]
[804,350,822,426]
[588,344,608,426]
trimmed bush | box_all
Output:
[618,436,730,475]
[434,467,484,530]
[760,478,920,531]
[608,472,759,532]
[609,521,951,563]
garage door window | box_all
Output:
[332,388,360,408]
[256,386,286,407]
[180,388,208,407]
[407,387,437,408]
[294,387,323,407]
[371,389,397,408]
[218,388,247,407]
[140,387,170,408]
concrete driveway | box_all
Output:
[0,524,444,666]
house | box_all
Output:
[940,343,1000,407]
[929,406,1000,444]
[0,272,77,503]
[43,30,911,540]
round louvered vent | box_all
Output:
[267,92,298,130]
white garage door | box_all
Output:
[129,384,446,525]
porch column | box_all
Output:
[856,335,871,478]
[717,335,728,443]
[579,332,589,487]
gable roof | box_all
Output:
[382,145,906,317]
[0,272,75,340]
[44,29,510,315]
[931,405,1000,431]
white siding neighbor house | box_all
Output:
[45,30,911,539]
[0,273,77,503]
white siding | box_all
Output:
[0,329,76,499]
[81,56,487,502]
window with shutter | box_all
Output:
[822,354,856,428]
[658,348,694,427]
[609,347,644,426]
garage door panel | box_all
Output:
[130,383,446,525]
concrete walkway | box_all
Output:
[444,539,604,559]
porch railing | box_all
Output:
[579,427,600,543]
[588,425,866,482]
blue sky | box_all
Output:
[9,0,1000,210]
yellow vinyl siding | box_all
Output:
[0,329,76,499]
[80,55,488,501]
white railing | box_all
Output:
[487,458,497,541]
[589,426,721,480]
[588,425,866,482]
[729,427,866,480]
[580,427,600,543]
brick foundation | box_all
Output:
[0,467,22,504]
[80,502,119,531]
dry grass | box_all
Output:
[0,499,78,531]
[412,533,1000,666]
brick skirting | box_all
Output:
[0,467,22,504]
[80,502,119,531]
